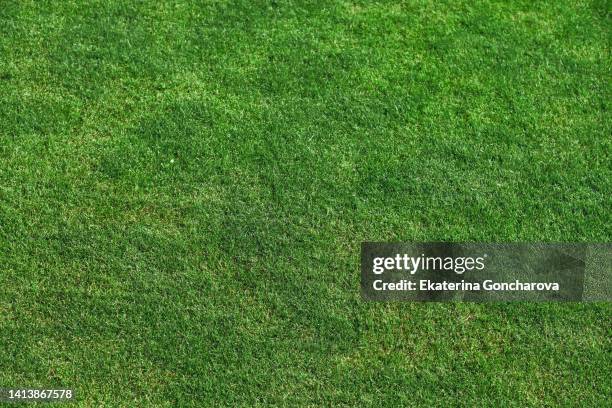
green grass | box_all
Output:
[0,0,610,406]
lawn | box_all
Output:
[0,0,610,406]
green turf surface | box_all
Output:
[0,0,610,406]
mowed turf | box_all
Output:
[0,0,610,406]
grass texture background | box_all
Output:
[0,0,610,406]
